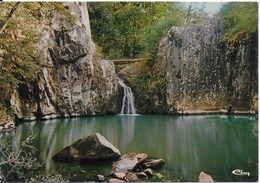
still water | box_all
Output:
[2,114,258,182]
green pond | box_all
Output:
[1,114,258,182]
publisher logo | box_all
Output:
[232,169,250,176]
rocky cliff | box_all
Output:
[3,9,257,124]
[10,3,118,121]
[157,16,258,114]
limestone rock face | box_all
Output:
[158,16,258,114]
[10,3,118,121]
[52,133,121,162]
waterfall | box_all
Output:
[117,78,137,114]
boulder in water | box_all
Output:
[137,172,148,180]
[96,175,105,182]
[110,152,165,182]
[108,178,125,182]
[198,172,214,182]
[124,172,138,182]
[112,152,147,173]
[143,168,154,177]
[142,159,165,170]
[52,133,121,163]
[111,172,126,180]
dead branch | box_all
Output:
[0,133,43,182]
[0,2,20,35]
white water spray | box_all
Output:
[117,78,137,114]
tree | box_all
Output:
[0,2,73,99]
[0,133,68,182]
[0,2,20,35]
[88,2,177,59]
[185,2,208,24]
[0,2,39,98]
[0,134,42,181]
[140,2,185,64]
[220,2,258,44]
[0,2,74,123]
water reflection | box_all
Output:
[2,114,258,182]
[119,115,136,151]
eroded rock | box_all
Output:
[9,3,119,121]
[112,153,147,173]
[144,168,154,177]
[108,178,125,182]
[110,152,165,182]
[112,158,138,173]
[142,159,165,170]
[124,172,138,182]
[157,16,258,114]
[52,133,120,163]
[0,120,16,133]
[198,171,214,182]
[96,175,105,182]
[137,172,148,180]
[111,172,126,180]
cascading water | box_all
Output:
[117,77,137,114]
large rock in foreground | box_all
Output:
[198,172,214,182]
[52,133,120,163]
[112,153,147,173]
[110,152,165,182]
[142,159,165,169]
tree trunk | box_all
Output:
[132,18,137,58]
[0,2,20,35]
[186,2,192,23]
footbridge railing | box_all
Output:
[107,58,143,65]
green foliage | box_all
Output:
[0,2,73,98]
[140,4,185,64]
[0,3,39,97]
[88,2,185,59]
[88,2,185,109]
[122,60,166,111]
[220,2,258,44]
[0,102,13,124]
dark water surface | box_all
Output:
[2,114,258,182]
